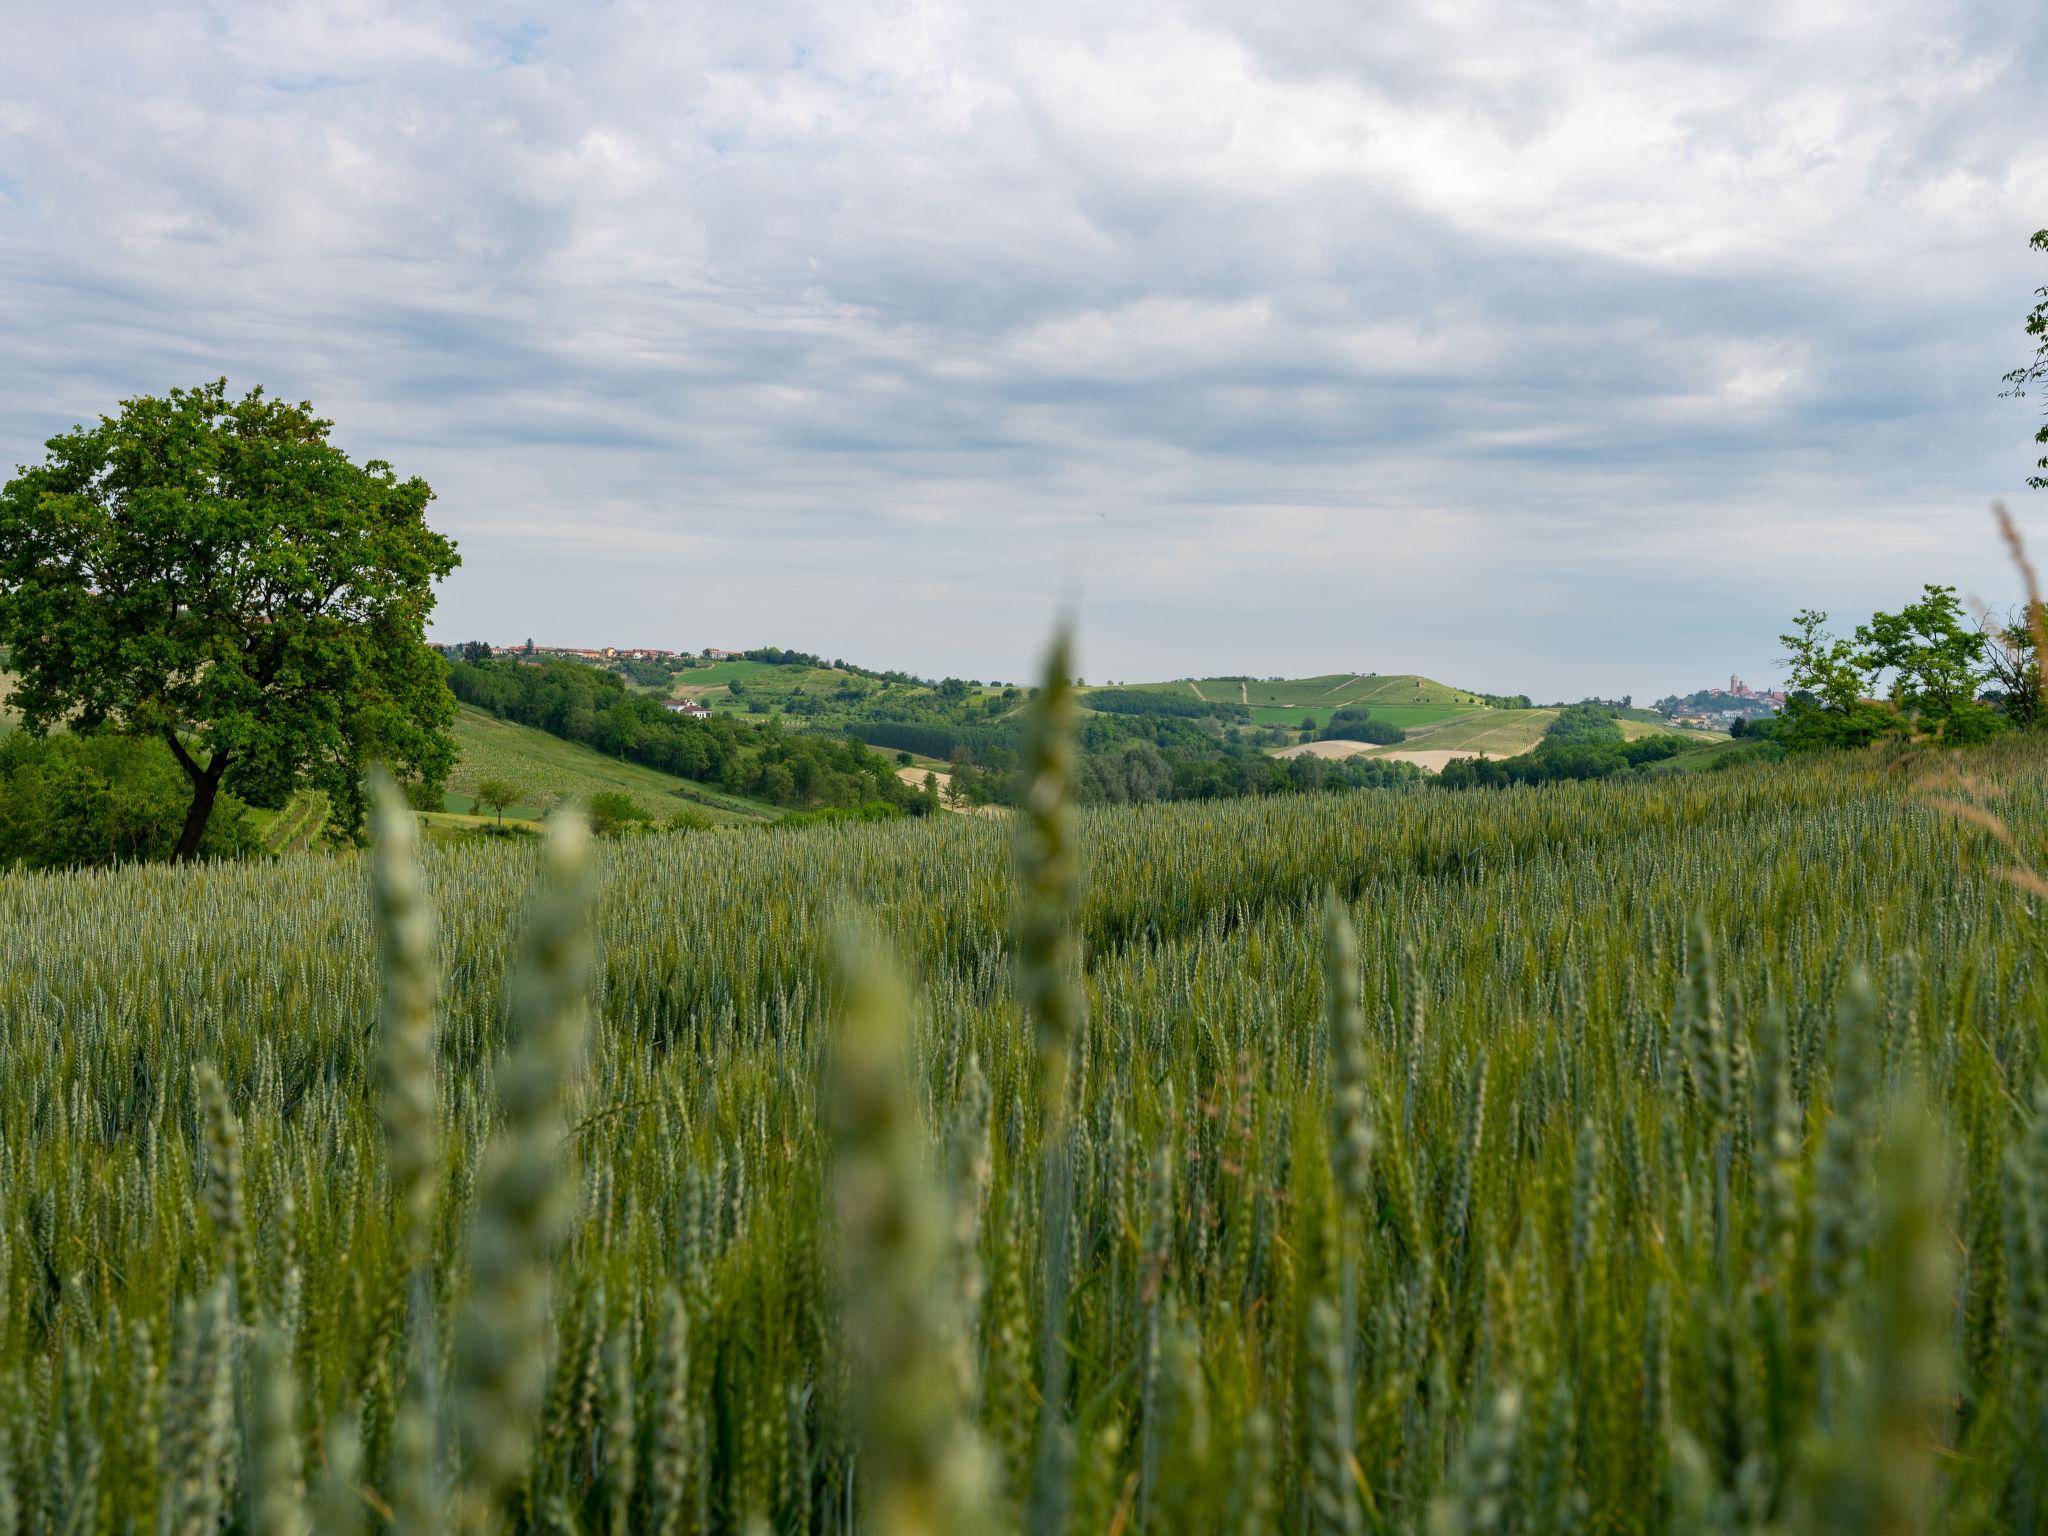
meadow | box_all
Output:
[1133,673,1484,713]
[0,723,2043,1533]
[445,706,771,827]
[1244,703,1479,732]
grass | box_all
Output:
[449,705,774,825]
[1359,706,1562,756]
[247,788,332,854]
[1644,736,1762,772]
[1619,715,1725,742]
[1299,709,1713,761]
[1136,672,1486,712]
[3,705,2044,1530]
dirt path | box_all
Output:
[1241,681,1250,705]
[1188,680,1208,702]
[1315,675,1363,699]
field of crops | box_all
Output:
[1,718,2045,1532]
[1137,674,1484,713]
[448,706,771,826]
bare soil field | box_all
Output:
[1273,740,1512,773]
[1375,748,1512,773]
[1272,739,1382,760]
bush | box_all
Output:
[588,791,654,837]
[1544,702,1624,746]
[401,777,444,812]
[1320,707,1406,746]
[1937,700,2007,745]
[0,732,259,869]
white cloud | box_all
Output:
[0,0,2042,697]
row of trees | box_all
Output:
[449,656,921,813]
[1318,706,1407,745]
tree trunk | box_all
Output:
[172,756,229,863]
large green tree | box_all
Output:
[0,380,461,860]
[1853,583,1988,718]
[2002,228,2048,490]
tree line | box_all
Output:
[448,656,922,815]
[1777,583,2036,751]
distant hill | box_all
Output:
[1103,672,1498,733]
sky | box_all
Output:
[2,1,2045,701]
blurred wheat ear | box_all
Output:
[828,920,994,1536]
[450,808,594,1536]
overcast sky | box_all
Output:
[3,1,2045,699]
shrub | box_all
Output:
[588,790,653,836]
[0,731,258,868]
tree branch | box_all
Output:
[159,723,201,782]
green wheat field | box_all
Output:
[1,697,2045,1533]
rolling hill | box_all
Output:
[445,706,777,826]
[1106,669,1720,773]
[1122,671,1486,710]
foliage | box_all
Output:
[0,729,259,868]
[1780,593,2006,751]
[474,778,521,824]
[451,657,921,815]
[1083,689,1245,723]
[1318,706,1406,745]
[2000,228,2048,490]
[0,380,461,858]
[1981,601,2046,727]
[1853,583,1989,718]
[618,656,684,689]
[1,728,2046,1529]
[1436,732,1687,788]
[588,790,655,837]
[1542,702,1623,746]
[449,706,766,828]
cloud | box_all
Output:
[0,0,2043,697]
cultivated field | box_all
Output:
[448,705,771,825]
[1134,672,1484,713]
[0,736,2041,1531]
[1278,710,1720,771]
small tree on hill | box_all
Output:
[473,778,520,824]
[0,380,460,860]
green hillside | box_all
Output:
[1362,708,1714,760]
[1371,706,1562,757]
[446,706,776,826]
[1129,672,1486,711]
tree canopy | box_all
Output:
[1777,587,2004,750]
[0,380,460,859]
[2001,228,2048,490]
